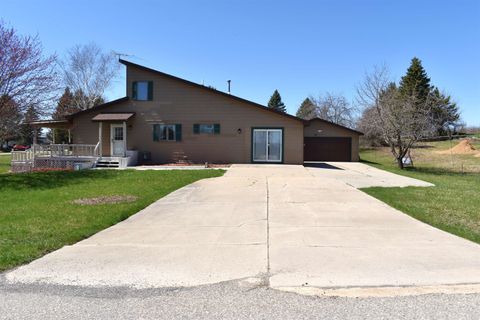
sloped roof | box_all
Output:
[29,119,71,129]
[66,97,130,119]
[307,118,364,135]
[92,113,135,121]
[119,59,305,123]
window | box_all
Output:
[159,125,175,141]
[137,82,149,100]
[199,124,214,134]
[193,123,220,134]
[113,127,123,140]
[153,124,182,141]
[132,81,153,101]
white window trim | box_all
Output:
[252,128,283,163]
[158,124,176,141]
[199,124,215,134]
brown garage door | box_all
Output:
[304,137,352,161]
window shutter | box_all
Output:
[175,124,182,141]
[132,81,138,100]
[214,124,220,134]
[148,81,153,100]
[193,124,200,134]
[153,124,159,141]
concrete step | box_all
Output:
[96,160,120,168]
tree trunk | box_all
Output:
[396,157,404,169]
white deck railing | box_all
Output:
[11,150,34,162]
[11,143,100,162]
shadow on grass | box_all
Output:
[411,144,435,149]
[0,169,119,191]
[360,157,478,177]
[359,158,381,166]
[403,166,479,176]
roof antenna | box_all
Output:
[227,80,231,94]
[113,51,133,60]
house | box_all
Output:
[13,60,362,170]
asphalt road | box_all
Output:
[3,164,480,319]
[1,276,479,320]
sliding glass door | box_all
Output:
[252,129,283,162]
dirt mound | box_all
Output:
[437,139,477,155]
[73,195,138,205]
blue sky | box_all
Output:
[3,0,480,125]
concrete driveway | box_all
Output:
[6,163,480,296]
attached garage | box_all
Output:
[303,118,363,162]
[304,137,352,161]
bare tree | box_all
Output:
[60,43,119,110]
[356,65,436,169]
[310,92,356,128]
[0,21,58,117]
[357,106,384,146]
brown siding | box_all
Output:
[72,66,304,164]
[304,120,360,161]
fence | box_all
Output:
[11,143,100,173]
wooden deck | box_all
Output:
[11,143,100,172]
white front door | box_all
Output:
[252,129,283,162]
[110,124,125,156]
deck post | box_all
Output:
[98,122,103,157]
[122,121,127,157]
[68,129,71,144]
[33,128,38,144]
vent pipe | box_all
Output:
[227,80,231,94]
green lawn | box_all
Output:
[0,154,10,173]
[360,146,480,244]
[0,169,224,271]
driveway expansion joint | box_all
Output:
[266,176,271,282]
[4,164,476,293]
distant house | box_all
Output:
[20,60,362,169]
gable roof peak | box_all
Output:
[118,59,304,123]
[307,117,364,135]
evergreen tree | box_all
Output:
[398,57,431,104]
[52,88,79,143]
[430,87,460,135]
[53,88,75,119]
[295,97,316,119]
[267,90,286,113]
[399,57,462,137]
[52,88,103,143]
[18,105,40,145]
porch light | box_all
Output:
[237,128,242,134]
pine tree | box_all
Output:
[398,57,431,103]
[18,105,40,145]
[267,90,286,113]
[295,97,316,119]
[430,87,460,135]
[53,88,77,119]
[398,57,461,137]
[52,88,77,143]
[52,88,100,143]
